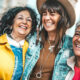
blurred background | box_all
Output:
[0,0,80,36]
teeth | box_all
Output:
[46,23,53,26]
[76,45,80,48]
[20,26,27,29]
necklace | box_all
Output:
[36,48,51,78]
[36,40,54,78]
[48,39,55,53]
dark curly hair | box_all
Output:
[0,6,38,36]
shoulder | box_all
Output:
[28,32,41,53]
[28,32,37,48]
[0,34,7,39]
[54,35,74,65]
[62,35,72,49]
[63,35,72,42]
[57,35,74,60]
[0,34,7,43]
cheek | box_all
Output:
[27,28,32,33]
[55,17,60,24]
[72,37,76,48]
[73,36,77,43]
[29,22,32,28]
[42,17,44,23]
[29,28,32,32]
[12,22,18,28]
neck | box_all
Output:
[76,57,80,67]
[11,32,25,42]
[48,31,56,41]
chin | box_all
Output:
[46,29,56,32]
[18,32,26,35]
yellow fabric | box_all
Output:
[0,34,29,80]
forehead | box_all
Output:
[41,8,57,13]
[16,10,31,17]
[76,26,80,32]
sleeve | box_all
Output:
[52,35,74,80]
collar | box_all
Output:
[7,34,25,48]
[67,56,75,70]
[0,34,8,44]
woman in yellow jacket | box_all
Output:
[0,6,37,80]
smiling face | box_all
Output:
[11,10,32,38]
[73,26,80,56]
[42,10,61,33]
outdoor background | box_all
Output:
[0,0,80,36]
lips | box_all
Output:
[19,25,28,29]
[74,42,80,49]
[75,43,80,48]
[76,45,80,48]
[45,21,55,27]
[44,19,55,26]
[46,23,53,26]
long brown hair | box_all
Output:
[37,0,71,54]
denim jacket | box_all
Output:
[22,33,74,80]
[52,36,74,80]
[65,56,75,80]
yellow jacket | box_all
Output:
[0,34,29,80]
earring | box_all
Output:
[10,26,12,30]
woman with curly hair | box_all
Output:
[0,6,37,80]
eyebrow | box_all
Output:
[75,31,80,33]
[17,15,23,17]
[18,14,31,17]
[17,15,31,19]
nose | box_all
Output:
[23,19,27,24]
[45,14,50,20]
[78,37,80,42]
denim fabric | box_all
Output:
[22,33,41,80]
[52,36,74,80]
[22,33,74,80]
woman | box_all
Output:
[22,0,75,80]
[65,22,80,80]
[0,6,37,80]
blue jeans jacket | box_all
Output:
[22,33,74,80]
[52,44,74,80]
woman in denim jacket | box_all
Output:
[64,22,80,80]
[22,0,75,80]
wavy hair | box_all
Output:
[0,6,38,37]
[38,0,70,54]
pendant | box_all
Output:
[48,45,55,53]
[36,71,42,78]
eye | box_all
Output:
[50,12,55,16]
[26,18,32,22]
[42,12,47,16]
[17,16,23,19]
